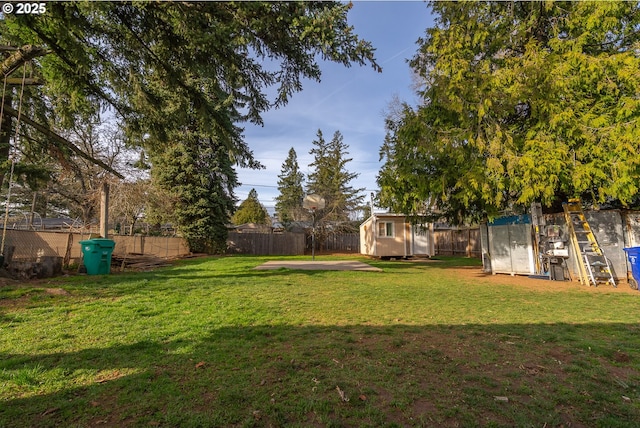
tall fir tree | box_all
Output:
[306,130,364,223]
[152,127,237,254]
[275,148,306,227]
[232,188,270,225]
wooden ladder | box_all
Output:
[562,199,616,287]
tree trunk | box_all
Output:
[1,44,46,189]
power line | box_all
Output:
[238,183,278,189]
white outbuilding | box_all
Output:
[360,213,434,258]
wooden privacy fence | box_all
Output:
[433,227,481,257]
[1,229,352,263]
[307,232,360,254]
[0,228,481,261]
[227,232,305,255]
[1,230,190,266]
[227,232,357,255]
[227,230,479,257]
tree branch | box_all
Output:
[2,103,124,179]
[1,45,47,76]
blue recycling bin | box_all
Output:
[623,247,640,290]
[79,239,115,275]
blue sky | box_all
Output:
[236,1,434,213]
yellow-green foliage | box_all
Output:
[379,1,640,222]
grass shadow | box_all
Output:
[4,255,637,426]
[2,323,640,427]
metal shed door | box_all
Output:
[508,224,534,274]
[489,224,534,275]
[489,225,512,273]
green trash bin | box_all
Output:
[79,239,115,275]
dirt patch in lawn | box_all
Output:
[0,280,73,309]
[450,265,638,294]
[255,260,383,272]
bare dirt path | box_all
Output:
[449,265,638,294]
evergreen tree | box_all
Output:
[306,130,364,223]
[232,189,270,225]
[275,148,306,227]
[379,1,640,222]
[152,127,237,253]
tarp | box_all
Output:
[489,214,531,226]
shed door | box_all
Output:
[508,224,533,273]
[489,225,512,273]
[489,224,534,275]
[412,226,431,256]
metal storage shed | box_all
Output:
[484,215,536,276]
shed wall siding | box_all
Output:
[375,218,408,256]
[359,217,375,256]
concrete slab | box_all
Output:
[254,260,382,272]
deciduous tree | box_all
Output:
[110,179,151,235]
[31,120,129,225]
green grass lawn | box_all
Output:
[1,255,640,427]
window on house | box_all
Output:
[378,221,394,237]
